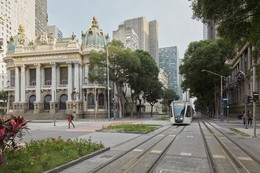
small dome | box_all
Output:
[7,25,31,52]
[81,17,107,49]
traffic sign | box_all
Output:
[223,98,228,101]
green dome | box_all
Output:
[81,17,107,49]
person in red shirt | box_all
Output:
[68,114,75,128]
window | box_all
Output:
[44,95,51,110]
[60,67,68,84]
[29,69,36,86]
[60,94,67,110]
[44,68,51,85]
[10,70,15,87]
[88,93,94,108]
[98,94,104,108]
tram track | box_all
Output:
[90,125,186,173]
[199,119,260,173]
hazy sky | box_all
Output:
[48,0,203,58]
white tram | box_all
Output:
[170,100,193,125]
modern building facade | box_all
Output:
[113,24,139,50]
[35,0,48,37]
[47,25,63,39]
[159,46,181,95]
[114,17,159,66]
[203,20,217,40]
[3,17,110,119]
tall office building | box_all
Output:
[113,24,139,50]
[203,20,217,40]
[114,17,159,65]
[159,46,180,94]
[0,0,48,90]
[47,25,63,39]
[35,0,48,37]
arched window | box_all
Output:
[9,95,14,110]
[88,93,94,108]
[29,95,36,110]
[60,94,67,110]
[44,95,51,110]
[98,93,104,108]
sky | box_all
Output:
[47,0,203,58]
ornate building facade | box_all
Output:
[3,17,109,119]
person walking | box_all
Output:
[68,114,75,129]
[242,111,249,129]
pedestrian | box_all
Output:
[242,111,249,129]
[68,114,75,129]
[248,111,252,126]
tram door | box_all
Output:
[29,95,36,110]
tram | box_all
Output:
[170,100,193,125]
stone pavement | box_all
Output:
[27,115,260,173]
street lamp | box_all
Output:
[105,34,110,120]
[202,69,225,122]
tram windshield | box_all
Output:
[173,102,186,117]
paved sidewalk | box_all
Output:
[211,117,260,137]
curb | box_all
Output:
[44,147,110,173]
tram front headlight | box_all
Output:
[180,117,183,120]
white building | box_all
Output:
[113,24,139,50]
[3,17,110,119]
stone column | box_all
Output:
[74,62,79,96]
[67,62,73,101]
[35,64,41,101]
[20,65,26,102]
[15,66,20,102]
[20,65,28,112]
[34,64,42,113]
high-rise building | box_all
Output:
[0,0,48,91]
[113,24,138,50]
[35,0,48,37]
[203,20,217,40]
[114,17,159,65]
[48,25,63,39]
[159,46,180,95]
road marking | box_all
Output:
[237,157,253,161]
[219,136,227,139]
[205,136,213,139]
[151,150,162,154]
[169,135,176,137]
[158,134,164,136]
[180,152,192,156]
[133,149,143,152]
[213,155,226,159]
[187,135,194,138]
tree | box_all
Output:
[128,50,161,117]
[88,40,141,117]
[179,39,234,116]
[143,79,163,117]
[162,88,179,115]
[191,0,260,55]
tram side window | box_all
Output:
[186,106,191,117]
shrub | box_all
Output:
[0,115,28,165]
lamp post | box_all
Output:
[238,70,247,118]
[202,69,225,122]
[53,89,56,126]
[106,35,110,120]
